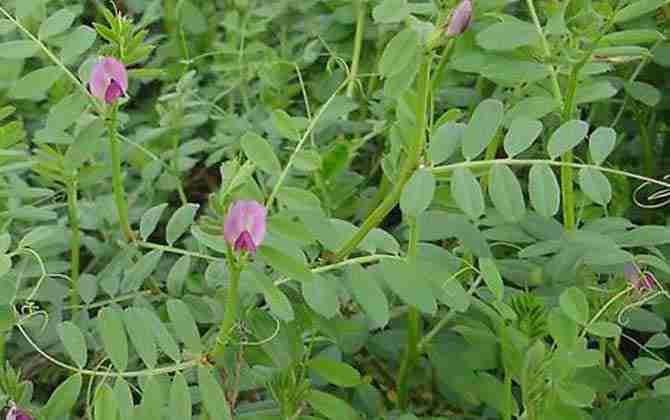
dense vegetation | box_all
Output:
[2,0,670,419]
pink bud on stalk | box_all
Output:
[445,0,473,37]
[223,200,267,254]
[89,57,128,104]
[6,405,32,420]
[624,262,656,291]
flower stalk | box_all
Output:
[108,105,134,241]
[66,178,81,313]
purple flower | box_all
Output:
[445,0,473,37]
[89,57,128,104]
[223,200,267,254]
[6,405,32,420]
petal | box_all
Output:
[101,57,128,92]
[223,202,245,245]
[234,230,257,253]
[446,0,472,37]
[104,79,124,103]
[88,60,109,101]
[246,203,267,246]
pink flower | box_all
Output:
[6,405,32,420]
[89,57,128,104]
[624,262,657,291]
[223,200,267,254]
[446,0,472,37]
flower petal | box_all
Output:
[101,57,128,92]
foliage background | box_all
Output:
[2,0,670,419]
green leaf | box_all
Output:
[372,0,410,23]
[488,164,526,223]
[633,357,667,376]
[306,389,359,420]
[647,333,670,349]
[302,274,340,319]
[93,384,118,420]
[380,260,436,314]
[166,203,199,245]
[0,305,15,333]
[170,373,192,420]
[0,255,11,278]
[198,366,232,420]
[547,120,589,159]
[625,81,661,107]
[429,122,465,164]
[504,96,558,127]
[586,321,621,338]
[348,265,390,328]
[258,245,314,282]
[503,117,543,157]
[579,168,612,206]
[191,225,228,253]
[140,308,181,362]
[123,308,158,368]
[41,374,82,420]
[308,357,362,387]
[451,167,484,220]
[122,250,163,292]
[167,255,191,297]
[613,0,670,23]
[140,203,168,241]
[179,0,207,34]
[244,268,295,322]
[241,132,281,175]
[272,109,301,142]
[98,307,128,371]
[58,322,87,368]
[476,21,540,51]
[113,380,134,420]
[589,127,616,165]
[167,299,202,355]
[602,29,665,46]
[575,80,619,105]
[379,28,420,77]
[139,376,162,420]
[593,46,649,57]
[0,40,39,59]
[529,164,560,218]
[60,26,97,63]
[479,258,504,300]
[10,66,62,99]
[462,99,504,160]
[400,168,435,218]
[557,382,595,408]
[39,9,75,39]
[559,287,589,325]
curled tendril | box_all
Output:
[234,308,281,347]
[634,174,670,209]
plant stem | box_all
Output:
[396,306,420,409]
[108,105,135,242]
[559,64,583,230]
[396,217,421,409]
[525,0,563,107]
[172,130,188,205]
[335,53,432,261]
[67,178,81,314]
[431,158,670,190]
[211,259,241,358]
[347,0,366,98]
[430,39,455,92]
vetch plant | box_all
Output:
[5,0,670,419]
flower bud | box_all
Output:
[445,0,473,37]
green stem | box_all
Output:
[0,333,6,367]
[430,159,670,190]
[347,0,366,98]
[108,105,135,242]
[430,40,455,92]
[560,65,582,230]
[525,0,563,107]
[211,259,242,358]
[396,217,421,409]
[172,130,188,205]
[396,307,421,410]
[335,53,432,261]
[67,178,81,314]
[639,117,654,177]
